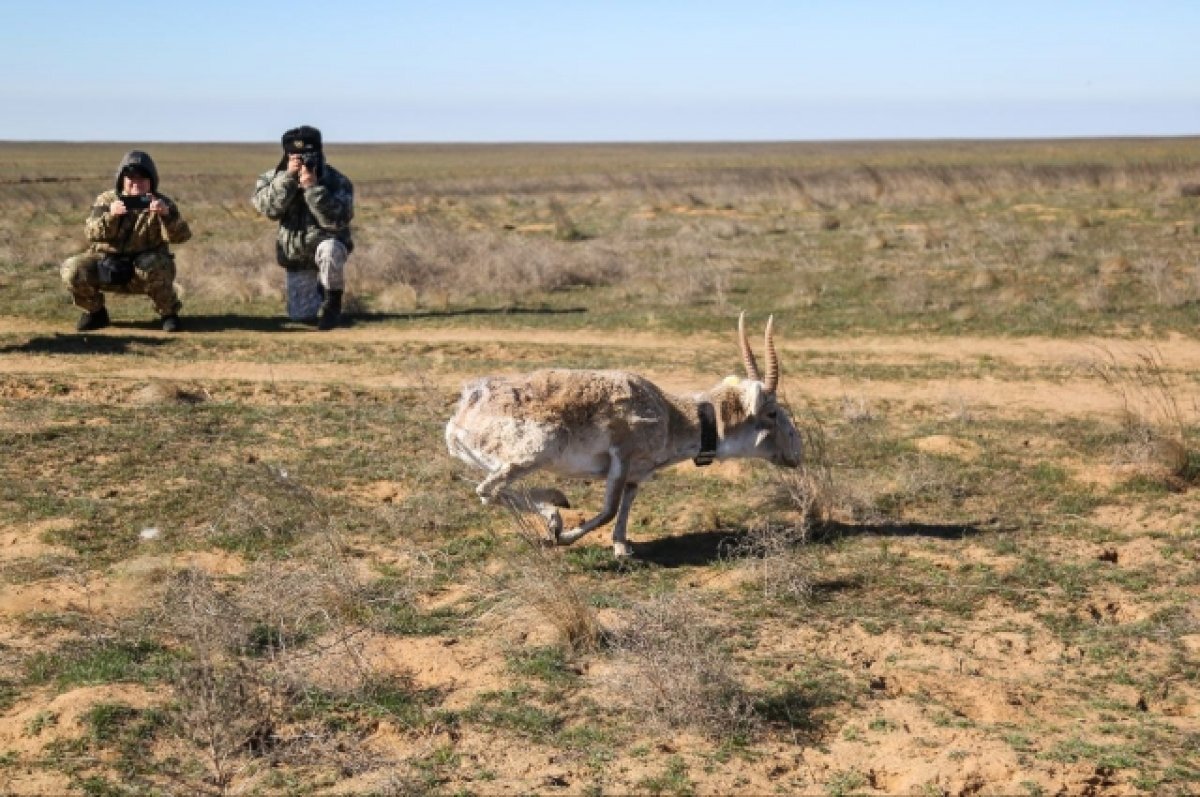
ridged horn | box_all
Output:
[738,311,761,382]
[763,315,779,393]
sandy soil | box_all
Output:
[1,317,1196,795]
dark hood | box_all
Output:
[115,150,159,193]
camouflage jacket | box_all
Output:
[84,190,192,255]
[251,163,354,271]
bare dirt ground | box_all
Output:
[2,316,1198,796]
[3,319,1190,414]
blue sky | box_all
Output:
[3,0,1198,142]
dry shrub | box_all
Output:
[203,463,335,550]
[0,218,75,270]
[864,231,889,251]
[481,509,603,654]
[351,220,626,305]
[775,405,893,527]
[819,214,841,231]
[640,224,735,306]
[1033,229,1076,263]
[177,236,279,304]
[722,520,813,603]
[548,197,588,241]
[1098,252,1132,280]
[372,282,419,312]
[607,595,758,739]
[1074,278,1112,313]
[1134,256,1187,307]
[157,569,278,795]
[156,464,431,791]
[132,380,208,406]
[157,531,424,792]
[839,394,878,425]
[887,270,931,313]
[171,656,275,795]
[771,404,842,528]
[1089,346,1195,481]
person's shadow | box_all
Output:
[1,305,590,352]
[0,333,174,356]
[117,305,589,333]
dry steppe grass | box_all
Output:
[0,139,1199,794]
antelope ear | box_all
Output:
[743,381,765,414]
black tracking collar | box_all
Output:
[694,401,718,467]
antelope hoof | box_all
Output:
[612,541,633,558]
[542,510,563,541]
[557,527,585,546]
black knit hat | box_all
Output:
[281,125,322,155]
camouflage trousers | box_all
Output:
[61,250,182,316]
[315,239,348,291]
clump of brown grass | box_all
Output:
[480,505,603,654]
[157,523,424,793]
[203,463,336,550]
[548,197,589,241]
[351,220,625,304]
[176,236,278,304]
[132,380,208,406]
[887,270,931,313]
[151,458,432,792]
[1134,256,1186,307]
[157,568,279,795]
[607,595,758,739]
[630,221,738,306]
[723,520,813,603]
[773,403,839,528]
[1089,346,1195,482]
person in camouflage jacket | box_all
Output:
[252,125,354,330]
[61,150,191,332]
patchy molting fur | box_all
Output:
[445,316,802,557]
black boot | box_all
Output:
[76,307,110,331]
[318,289,342,331]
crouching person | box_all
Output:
[61,150,191,332]
[252,125,354,330]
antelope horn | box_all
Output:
[738,311,761,381]
[763,315,779,393]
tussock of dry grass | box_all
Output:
[607,596,758,739]
[723,520,814,602]
[1089,346,1196,481]
[478,510,603,654]
[152,474,429,793]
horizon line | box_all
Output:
[2,133,1199,147]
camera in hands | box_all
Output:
[120,194,153,211]
[298,151,322,171]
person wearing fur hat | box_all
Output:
[252,125,354,330]
[61,150,191,332]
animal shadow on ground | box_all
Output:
[635,519,985,569]
[0,333,174,356]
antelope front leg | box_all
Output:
[557,451,628,545]
[610,482,639,558]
